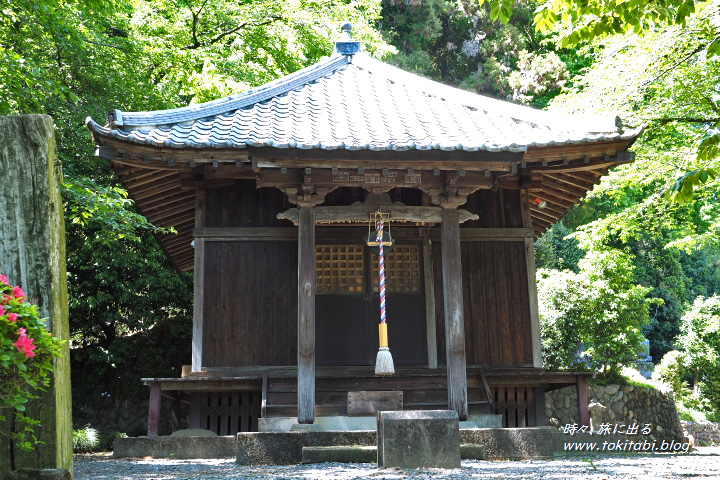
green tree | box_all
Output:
[534,221,583,272]
[653,350,690,398]
[1,0,391,410]
[676,295,720,409]
[481,0,719,196]
[537,249,653,374]
[546,2,720,360]
[378,0,577,107]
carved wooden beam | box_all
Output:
[277,206,479,225]
[256,168,494,192]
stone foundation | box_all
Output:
[546,385,685,444]
[681,421,720,446]
[74,398,175,437]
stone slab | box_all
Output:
[259,416,377,432]
[460,427,561,460]
[237,431,376,465]
[377,410,460,469]
[302,446,377,464]
[468,414,503,428]
[113,436,236,459]
[0,115,72,478]
[169,429,218,438]
[4,469,71,480]
[460,443,486,460]
[290,424,321,432]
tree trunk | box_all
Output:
[0,115,72,477]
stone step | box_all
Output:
[300,444,486,464]
[302,446,377,464]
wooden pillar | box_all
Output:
[192,186,206,372]
[423,237,438,369]
[534,387,547,426]
[189,393,203,429]
[520,189,543,368]
[147,382,161,437]
[441,207,468,420]
[171,396,182,433]
[297,206,316,424]
[577,375,590,427]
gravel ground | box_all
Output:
[74,447,720,479]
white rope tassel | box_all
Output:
[375,346,395,376]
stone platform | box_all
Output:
[259,414,502,432]
[113,426,564,463]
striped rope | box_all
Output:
[377,219,386,325]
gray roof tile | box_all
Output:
[87,53,639,153]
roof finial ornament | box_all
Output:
[335,22,360,57]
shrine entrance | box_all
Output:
[315,242,427,366]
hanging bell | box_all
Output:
[367,229,394,255]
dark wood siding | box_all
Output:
[204,180,289,228]
[434,188,534,367]
[463,189,524,228]
[202,241,297,367]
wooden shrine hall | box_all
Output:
[86,24,640,435]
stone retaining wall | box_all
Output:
[74,398,176,437]
[546,385,685,444]
[681,421,720,446]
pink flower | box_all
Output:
[0,274,8,285]
[0,306,5,316]
[13,328,36,359]
[7,313,18,322]
[12,286,25,300]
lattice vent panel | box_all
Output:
[371,245,421,293]
[316,245,365,294]
[198,391,261,435]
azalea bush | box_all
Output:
[0,273,63,451]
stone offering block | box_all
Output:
[377,410,460,468]
[348,391,403,416]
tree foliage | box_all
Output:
[534,221,583,272]
[537,250,653,374]
[378,0,577,107]
[545,2,720,362]
[533,0,705,47]
[0,0,390,409]
[676,295,720,411]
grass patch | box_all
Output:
[73,426,128,453]
[73,426,100,453]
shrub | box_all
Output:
[653,350,689,395]
[0,273,64,451]
[72,426,100,453]
[537,250,654,374]
[99,430,127,451]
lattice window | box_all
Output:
[371,245,421,293]
[316,245,365,294]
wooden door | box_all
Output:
[316,245,372,365]
[368,244,427,365]
[316,243,427,366]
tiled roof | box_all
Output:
[87,53,638,154]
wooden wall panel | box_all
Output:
[433,188,533,367]
[204,180,289,228]
[202,241,297,367]
[463,189,524,228]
